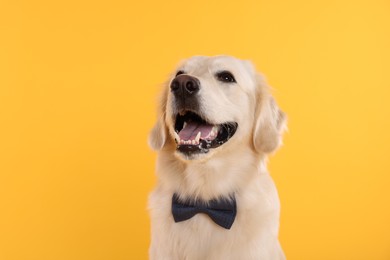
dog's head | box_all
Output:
[149,56,286,161]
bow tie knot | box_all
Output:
[171,193,237,229]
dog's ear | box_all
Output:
[148,88,169,151]
[148,116,167,151]
[253,76,287,154]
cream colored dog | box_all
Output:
[148,55,286,260]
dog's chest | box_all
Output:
[149,183,281,259]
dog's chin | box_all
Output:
[174,149,216,161]
[171,111,238,160]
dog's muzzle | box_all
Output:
[170,74,238,158]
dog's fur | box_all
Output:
[148,55,286,260]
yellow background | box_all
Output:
[1,0,390,259]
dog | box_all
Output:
[148,55,286,260]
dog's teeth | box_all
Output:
[174,132,180,143]
[192,140,195,145]
[183,122,187,128]
[195,132,201,143]
[212,126,219,135]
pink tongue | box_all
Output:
[178,121,215,141]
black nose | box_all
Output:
[170,75,200,97]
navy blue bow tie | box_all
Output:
[171,193,237,229]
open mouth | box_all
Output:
[173,111,238,156]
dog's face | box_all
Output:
[149,56,286,161]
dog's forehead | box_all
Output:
[175,55,257,92]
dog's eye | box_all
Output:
[216,71,236,83]
[175,70,185,77]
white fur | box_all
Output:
[148,56,287,260]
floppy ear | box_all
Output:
[253,78,287,154]
[148,116,167,151]
[148,88,169,151]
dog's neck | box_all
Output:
[156,144,267,201]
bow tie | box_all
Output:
[171,193,237,229]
